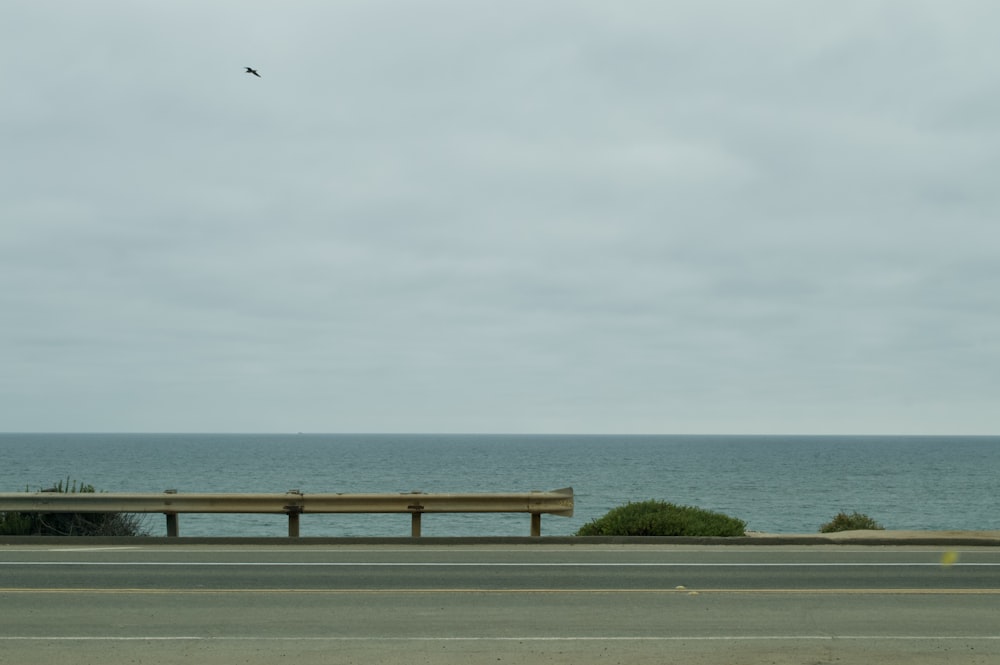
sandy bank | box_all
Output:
[748,529,1000,543]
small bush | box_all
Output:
[819,511,884,533]
[0,478,147,537]
[576,500,746,537]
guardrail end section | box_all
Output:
[551,487,574,517]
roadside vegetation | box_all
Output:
[819,511,884,533]
[576,499,746,537]
[0,478,147,536]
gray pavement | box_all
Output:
[1,543,999,664]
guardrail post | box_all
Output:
[285,490,304,538]
[407,493,424,537]
[164,489,179,537]
[165,513,179,537]
[530,513,541,537]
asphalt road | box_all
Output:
[1,543,999,664]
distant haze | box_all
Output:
[2,2,997,434]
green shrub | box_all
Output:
[576,500,746,537]
[819,511,884,533]
[0,478,147,537]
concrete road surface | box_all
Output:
[1,543,998,664]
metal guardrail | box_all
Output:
[0,487,574,537]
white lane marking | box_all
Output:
[1,635,999,641]
[5,547,991,554]
[47,547,141,552]
[0,561,997,567]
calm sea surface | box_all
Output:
[1,433,997,537]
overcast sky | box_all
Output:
[2,1,998,434]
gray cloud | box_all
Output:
[2,1,998,433]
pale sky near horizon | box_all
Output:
[2,1,998,435]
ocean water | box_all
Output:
[1,433,997,537]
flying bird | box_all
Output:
[245,67,261,78]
